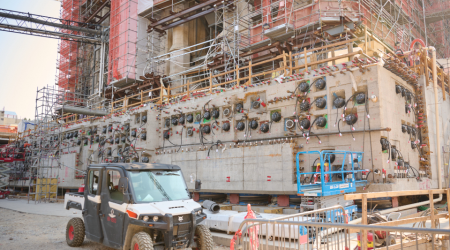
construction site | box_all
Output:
[1,0,450,249]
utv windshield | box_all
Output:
[128,170,190,203]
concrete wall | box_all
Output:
[15,64,444,195]
[0,111,21,126]
[424,76,450,189]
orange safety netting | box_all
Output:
[0,125,18,134]
[108,0,138,85]
[244,204,259,250]
[57,0,81,91]
[230,204,259,250]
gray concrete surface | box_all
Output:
[0,198,81,217]
[0,207,229,250]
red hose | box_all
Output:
[409,39,426,66]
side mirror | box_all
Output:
[195,179,202,191]
[118,177,128,193]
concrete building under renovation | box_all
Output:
[1,0,450,208]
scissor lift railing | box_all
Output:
[296,150,367,196]
[0,148,26,163]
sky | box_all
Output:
[0,0,60,120]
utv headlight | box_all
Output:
[143,216,149,222]
[196,210,202,216]
[153,216,159,222]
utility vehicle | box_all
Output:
[64,163,212,250]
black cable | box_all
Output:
[302,157,319,185]
[349,123,355,141]
[310,132,321,143]
[334,107,340,126]
[395,147,404,159]
[409,165,420,179]
[203,99,212,111]
[269,120,274,133]
[211,121,218,135]
[166,139,178,146]
[366,171,373,181]
[207,140,222,158]
[177,127,183,152]
[386,140,392,163]
[306,98,319,113]
[307,117,322,142]
[342,92,362,117]
[364,95,370,118]
[337,118,342,135]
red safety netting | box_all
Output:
[249,1,359,46]
[426,0,450,16]
[108,0,138,85]
[57,0,81,91]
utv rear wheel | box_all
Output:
[194,225,213,250]
[66,218,85,247]
[131,232,154,250]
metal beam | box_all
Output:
[0,23,101,43]
[149,0,222,28]
[160,5,222,31]
[96,11,110,24]
[83,0,111,24]
[0,9,102,35]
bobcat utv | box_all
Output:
[64,163,213,250]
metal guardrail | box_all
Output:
[233,217,450,250]
[273,205,348,224]
[0,162,8,189]
[296,150,368,196]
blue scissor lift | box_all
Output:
[296,150,368,221]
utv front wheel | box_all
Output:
[66,217,85,247]
[131,232,154,250]
[194,225,213,250]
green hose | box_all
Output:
[418,206,428,211]
[418,202,447,211]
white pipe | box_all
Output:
[349,194,443,225]
[428,46,443,191]
[350,47,443,225]
[98,40,106,97]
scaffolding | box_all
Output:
[108,0,139,87]
[26,86,63,203]
[135,0,450,98]
[58,0,82,92]
[358,0,450,58]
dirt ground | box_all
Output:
[0,208,228,250]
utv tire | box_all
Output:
[194,225,213,250]
[66,217,85,247]
[386,235,397,246]
[131,232,154,250]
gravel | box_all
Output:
[0,208,227,250]
[0,208,111,250]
